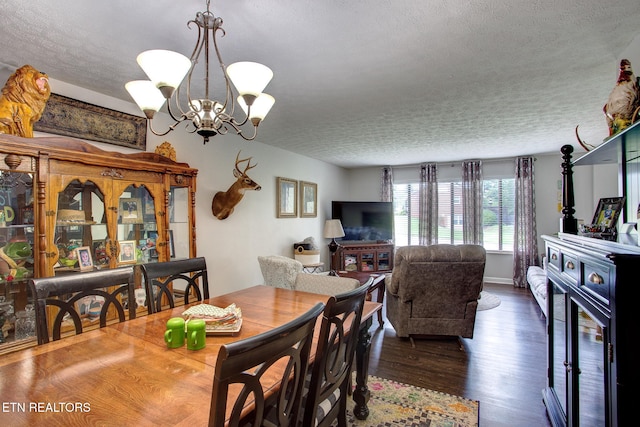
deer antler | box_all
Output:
[235,150,257,173]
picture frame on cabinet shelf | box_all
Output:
[277,177,298,218]
[75,246,94,271]
[300,181,317,218]
[118,240,137,264]
[591,197,625,230]
[92,240,109,266]
[119,198,142,224]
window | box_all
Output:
[482,178,515,251]
[392,178,514,251]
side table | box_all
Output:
[336,270,385,328]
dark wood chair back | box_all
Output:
[302,282,369,427]
[208,302,325,427]
[138,257,210,313]
[28,266,136,344]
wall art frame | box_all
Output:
[300,181,317,218]
[34,93,147,150]
[277,177,298,218]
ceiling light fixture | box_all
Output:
[125,0,275,144]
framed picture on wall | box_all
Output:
[277,177,298,218]
[300,181,317,218]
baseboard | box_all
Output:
[483,276,512,285]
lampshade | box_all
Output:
[226,61,273,98]
[125,80,167,115]
[136,49,191,96]
[237,93,275,123]
[323,219,345,239]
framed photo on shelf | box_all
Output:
[75,246,94,271]
[277,177,298,218]
[118,240,137,264]
[300,181,317,218]
[119,198,142,224]
[591,197,625,230]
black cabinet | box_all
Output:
[542,233,640,427]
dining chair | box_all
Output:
[301,282,369,427]
[28,265,136,344]
[138,257,210,313]
[209,302,325,427]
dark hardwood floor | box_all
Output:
[367,282,551,427]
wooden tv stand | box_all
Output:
[331,242,394,273]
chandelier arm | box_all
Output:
[211,19,233,113]
[147,116,188,137]
[218,118,259,141]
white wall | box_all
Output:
[19,77,351,295]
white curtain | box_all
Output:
[462,160,483,244]
[513,157,538,288]
[419,163,438,245]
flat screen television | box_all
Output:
[331,201,393,242]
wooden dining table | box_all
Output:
[0,285,381,426]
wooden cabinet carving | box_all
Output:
[0,134,197,353]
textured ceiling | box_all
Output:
[1,0,639,168]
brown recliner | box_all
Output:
[386,244,486,341]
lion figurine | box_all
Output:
[0,65,51,138]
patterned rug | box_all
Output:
[346,375,479,427]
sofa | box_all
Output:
[257,255,360,296]
[386,244,486,341]
[526,256,548,317]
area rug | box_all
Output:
[346,375,479,427]
[477,291,501,311]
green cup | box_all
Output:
[186,319,206,351]
[164,317,185,349]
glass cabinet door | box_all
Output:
[0,171,35,346]
[169,185,190,260]
[550,281,568,420]
[116,185,159,265]
[54,179,109,271]
[574,303,606,427]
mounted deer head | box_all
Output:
[211,151,261,220]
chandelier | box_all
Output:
[125,0,275,144]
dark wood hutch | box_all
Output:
[543,121,640,426]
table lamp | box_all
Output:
[323,219,345,273]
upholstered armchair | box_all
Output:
[257,255,360,296]
[386,244,486,342]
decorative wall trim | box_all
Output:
[34,93,147,150]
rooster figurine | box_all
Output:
[603,59,640,136]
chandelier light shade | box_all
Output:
[125,0,275,143]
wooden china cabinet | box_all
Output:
[0,134,197,354]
